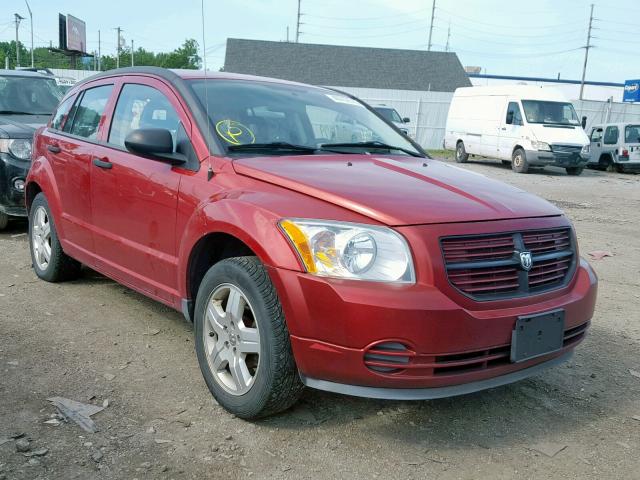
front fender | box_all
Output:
[176,197,303,298]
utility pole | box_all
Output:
[445,21,451,52]
[24,1,33,67]
[98,30,101,70]
[579,4,595,100]
[427,0,436,51]
[295,0,302,43]
[14,13,25,67]
[131,39,134,66]
[116,27,122,68]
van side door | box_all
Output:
[589,127,603,165]
[498,101,523,161]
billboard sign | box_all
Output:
[623,80,640,103]
[65,14,87,53]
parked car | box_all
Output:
[371,104,411,135]
[27,67,597,419]
[587,122,640,173]
[0,69,63,229]
[444,85,590,175]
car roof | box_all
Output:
[74,66,322,91]
[0,69,53,78]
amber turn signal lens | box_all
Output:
[279,220,317,273]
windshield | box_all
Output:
[375,107,402,123]
[0,75,63,115]
[625,125,640,143]
[521,100,580,126]
[188,79,419,155]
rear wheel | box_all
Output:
[512,148,529,173]
[455,141,469,163]
[28,193,81,282]
[194,257,303,419]
[566,167,584,176]
[0,211,8,231]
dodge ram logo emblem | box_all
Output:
[519,251,533,271]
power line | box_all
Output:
[304,7,429,21]
[437,6,584,30]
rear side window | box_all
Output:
[603,126,619,145]
[108,84,180,148]
[625,125,640,143]
[505,102,523,125]
[68,85,113,140]
[50,96,75,131]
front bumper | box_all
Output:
[525,149,589,168]
[268,217,597,396]
[0,152,29,217]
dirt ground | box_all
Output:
[1,158,639,480]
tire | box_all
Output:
[28,193,81,282]
[194,256,303,419]
[0,211,8,231]
[455,141,469,163]
[512,148,529,173]
[566,167,584,176]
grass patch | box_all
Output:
[426,149,455,160]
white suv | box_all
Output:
[588,123,640,173]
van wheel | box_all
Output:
[455,141,469,163]
[0,211,8,231]
[566,167,584,176]
[512,148,529,173]
[28,193,81,282]
[194,257,303,419]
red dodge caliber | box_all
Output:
[26,67,597,419]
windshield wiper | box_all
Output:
[320,141,424,157]
[227,142,318,154]
[0,110,50,115]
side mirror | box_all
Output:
[124,128,185,164]
[402,117,410,123]
[581,116,587,129]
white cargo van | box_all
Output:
[444,85,591,175]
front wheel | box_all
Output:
[0,211,8,231]
[512,148,529,173]
[566,167,584,176]
[194,257,303,419]
[455,141,469,163]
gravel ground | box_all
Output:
[1,159,639,480]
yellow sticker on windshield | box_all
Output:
[215,120,255,145]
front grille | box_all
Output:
[441,228,575,300]
[551,144,582,155]
[362,322,589,377]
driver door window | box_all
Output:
[505,102,523,126]
[108,83,181,149]
[591,128,603,143]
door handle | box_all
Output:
[500,127,507,131]
[92,158,112,169]
[47,145,61,154]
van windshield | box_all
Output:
[625,125,640,143]
[521,100,580,126]
[188,79,420,156]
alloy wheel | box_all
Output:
[32,206,52,271]
[203,284,260,395]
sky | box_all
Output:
[1,0,637,83]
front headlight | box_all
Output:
[279,219,415,283]
[0,139,32,160]
[581,144,590,154]
[531,140,551,151]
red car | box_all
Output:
[26,67,598,419]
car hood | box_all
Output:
[0,115,50,138]
[529,123,589,145]
[233,155,561,226]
